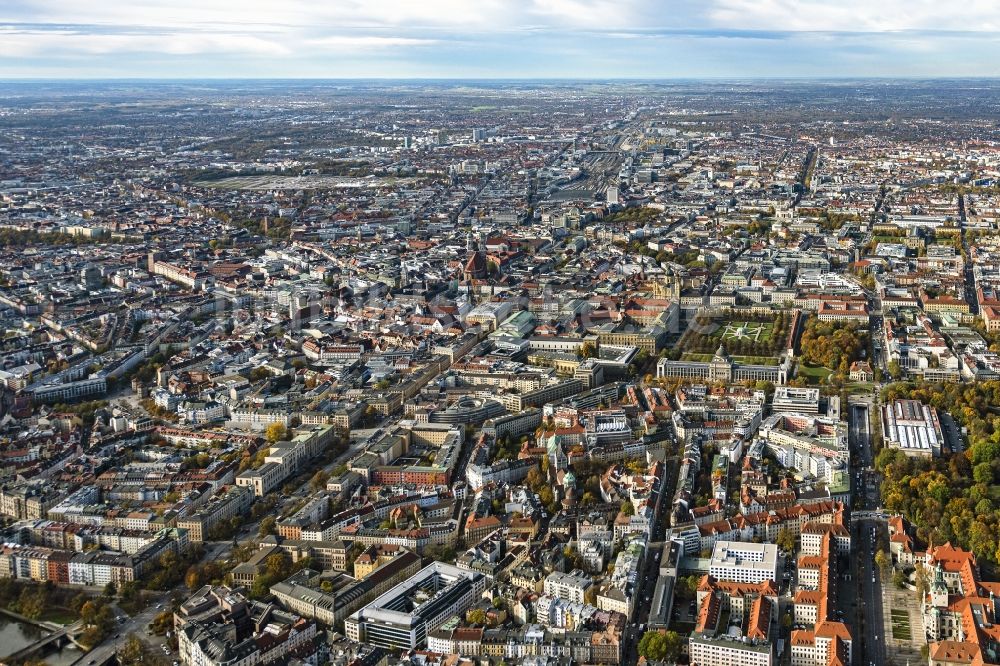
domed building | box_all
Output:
[560,469,578,510]
[708,344,733,382]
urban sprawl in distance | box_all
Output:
[0,79,998,666]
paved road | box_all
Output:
[849,400,887,666]
[959,194,978,315]
[870,307,887,374]
[621,450,677,663]
[72,601,170,666]
[856,518,887,666]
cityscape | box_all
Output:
[2,6,1000,666]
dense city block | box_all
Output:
[1,79,999,666]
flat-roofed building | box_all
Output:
[709,541,780,585]
[881,398,943,457]
[771,386,820,415]
[345,561,487,650]
[544,569,594,604]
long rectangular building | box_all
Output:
[345,561,487,650]
[881,398,943,457]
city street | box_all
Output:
[71,601,171,666]
[850,399,887,665]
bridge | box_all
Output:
[4,627,71,663]
[0,612,85,665]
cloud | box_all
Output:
[305,36,441,51]
[2,0,1000,77]
[0,25,290,57]
[707,0,1000,33]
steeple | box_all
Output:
[930,561,949,608]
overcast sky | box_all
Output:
[3,0,1000,78]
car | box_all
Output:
[115,633,120,638]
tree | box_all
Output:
[637,630,682,662]
[16,587,46,620]
[799,318,866,370]
[538,486,555,509]
[103,580,117,598]
[892,569,907,588]
[119,580,138,604]
[264,421,288,443]
[265,553,290,579]
[969,439,1000,466]
[309,469,330,492]
[150,610,173,636]
[117,634,145,666]
[973,462,994,485]
[525,466,544,490]
[249,366,271,382]
[423,543,456,563]
[259,516,277,537]
[185,567,204,590]
[775,528,796,553]
[621,501,635,516]
[466,608,487,625]
[70,591,89,614]
[875,550,891,577]
[677,574,700,600]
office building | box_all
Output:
[709,541,780,585]
[345,562,487,650]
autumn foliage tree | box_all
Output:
[265,421,288,443]
[799,318,865,373]
[877,381,1000,564]
[638,630,683,662]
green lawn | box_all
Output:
[41,606,79,625]
[708,320,777,343]
[798,363,833,384]
[733,355,780,366]
[890,609,912,640]
[679,352,781,366]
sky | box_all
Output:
[2,0,1000,79]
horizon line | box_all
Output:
[4,75,1000,83]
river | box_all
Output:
[0,613,82,666]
